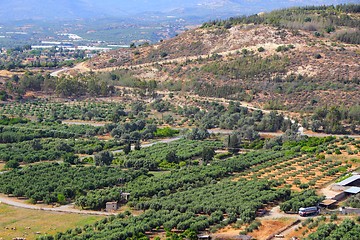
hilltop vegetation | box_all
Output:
[80,5,360,116]
[203,4,360,44]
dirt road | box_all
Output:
[50,62,90,77]
[61,120,108,127]
[50,67,69,77]
[262,206,301,220]
[112,136,182,154]
[0,194,114,216]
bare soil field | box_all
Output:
[212,225,242,239]
[212,218,294,240]
[249,218,295,240]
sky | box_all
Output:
[0,0,358,22]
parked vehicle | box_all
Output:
[298,206,319,216]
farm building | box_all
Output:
[321,175,360,204]
[121,192,131,201]
[331,191,348,201]
[320,199,337,208]
[344,186,360,195]
[106,201,118,212]
[330,175,360,197]
[336,175,360,187]
[330,187,360,202]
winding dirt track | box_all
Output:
[0,194,114,216]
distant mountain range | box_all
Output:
[0,0,358,22]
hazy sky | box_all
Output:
[0,0,358,22]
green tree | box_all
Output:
[202,147,215,164]
[63,153,79,165]
[147,80,157,96]
[57,193,66,205]
[134,140,141,151]
[228,134,241,154]
[166,150,178,163]
[94,151,113,166]
[111,106,127,123]
[186,128,210,140]
[123,142,131,155]
[31,139,42,150]
[5,160,20,169]
[258,47,265,52]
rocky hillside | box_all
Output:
[86,4,360,111]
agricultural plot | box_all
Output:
[239,137,359,191]
[0,163,143,204]
[0,98,296,136]
[0,134,356,240]
[0,120,103,143]
[76,165,229,210]
[241,154,350,190]
[76,138,339,211]
[0,101,124,121]
[118,138,224,170]
[0,162,5,171]
[290,217,360,240]
[0,137,122,163]
[309,220,360,239]
[45,180,291,240]
[0,115,153,165]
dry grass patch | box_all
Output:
[0,162,6,171]
[0,204,103,240]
